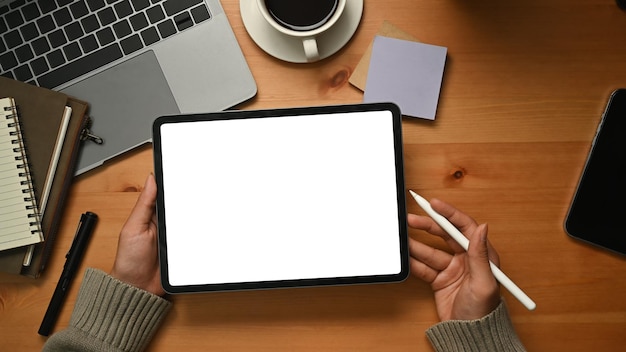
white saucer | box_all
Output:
[240,0,363,63]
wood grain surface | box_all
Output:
[1,0,626,350]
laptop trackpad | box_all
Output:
[62,50,180,174]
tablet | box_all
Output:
[565,89,626,255]
[152,103,409,293]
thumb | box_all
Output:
[126,173,157,226]
[467,224,494,283]
[465,224,501,318]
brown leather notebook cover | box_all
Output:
[0,77,89,277]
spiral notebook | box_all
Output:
[0,97,43,251]
[0,77,89,277]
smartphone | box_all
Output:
[564,89,626,256]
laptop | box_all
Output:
[0,0,257,174]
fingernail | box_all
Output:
[478,223,488,242]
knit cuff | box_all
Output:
[426,300,526,352]
[68,268,171,352]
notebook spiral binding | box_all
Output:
[5,103,43,235]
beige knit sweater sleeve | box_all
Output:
[43,268,171,352]
[43,268,524,351]
[426,300,526,352]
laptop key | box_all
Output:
[113,19,132,38]
[48,29,67,48]
[9,0,25,9]
[174,12,193,31]
[131,0,151,11]
[22,3,41,22]
[70,1,89,19]
[120,34,143,54]
[19,22,39,41]
[81,14,100,33]
[36,15,56,34]
[129,12,149,31]
[31,37,51,56]
[46,49,65,68]
[1,71,14,80]
[146,5,165,23]
[63,42,82,61]
[39,2,57,14]
[157,18,175,38]
[0,51,18,70]
[97,7,116,26]
[79,34,99,53]
[14,64,32,81]
[86,0,106,12]
[191,5,210,23]
[14,43,34,62]
[96,27,116,45]
[114,1,133,19]
[5,10,24,28]
[4,29,22,48]
[163,0,202,17]
[65,22,84,41]
[38,43,123,89]
[140,26,159,46]
[30,57,49,76]
[53,8,72,27]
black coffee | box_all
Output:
[265,0,339,32]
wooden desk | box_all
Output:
[2,0,626,350]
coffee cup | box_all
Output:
[256,0,347,62]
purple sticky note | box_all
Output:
[363,36,447,120]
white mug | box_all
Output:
[256,0,347,62]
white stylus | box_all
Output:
[409,190,537,311]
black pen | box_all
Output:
[38,211,98,336]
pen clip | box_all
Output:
[66,212,97,259]
[66,214,86,259]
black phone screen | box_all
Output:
[565,89,626,255]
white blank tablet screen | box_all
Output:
[158,109,403,287]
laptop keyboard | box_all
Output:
[0,0,211,89]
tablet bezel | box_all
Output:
[152,103,409,293]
